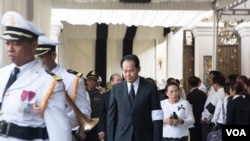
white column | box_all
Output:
[51,21,63,41]
[51,21,63,63]
[33,0,51,36]
[167,30,184,80]
[191,22,215,82]
[1,0,27,16]
[156,38,167,89]
[235,22,250,76]
[0,0,3,67]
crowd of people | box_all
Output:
[1,10,250,141]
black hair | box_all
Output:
[175,79,180,85]
[209,70,222,77]
[236,75,248,85]
[145,77,155,84]
[120,54,140,69]
[224,82,231,95]
[230,81,245,95]
[165,82,180,92]
[213,75,226,87]
[248,78,250,86]
[228,73,239,83]
[166,77,176,84]
[188,76,200,87]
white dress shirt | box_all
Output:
[127,77,140,95]
[211,95,229,124]
[202,87,225,121]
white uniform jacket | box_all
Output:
[52,64,91,128]
[0,60,72,141]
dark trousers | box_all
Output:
[189,127,202,141]
[85,125,99,141]
[131,133,135,141]
[72,131,83,141]
[201,123,212,141]
[162,136,188,141]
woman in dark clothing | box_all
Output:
[226,82,250,125]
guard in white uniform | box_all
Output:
[0,11,72,141]
[35,36,92,140]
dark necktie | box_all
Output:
[129,84,135,105]
[1,67,20,110]
[3,67,20,95]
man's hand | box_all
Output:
[98,131,105,140]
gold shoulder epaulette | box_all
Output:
[46,70,62,81]
[67,69,84,78]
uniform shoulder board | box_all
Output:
[67,69,84,78]
[46,70,62,81]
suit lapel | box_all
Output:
[133,78,144,109]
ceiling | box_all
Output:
[51,0,238,10]
[50,0,248,29]
[219,0,250,21]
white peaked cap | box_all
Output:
[1,11,44,40]
[35,36,61,56]
[38,36,61,46]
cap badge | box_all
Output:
[7,15,16,26]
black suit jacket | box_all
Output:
[187,88,207,128]
[107,77,163,141]
[157,88,167,101]
[98,90,110,140]
[226,96,250,125]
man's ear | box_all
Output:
[51,51,57,59]
[138,66,141,72]
[31,40,38,52]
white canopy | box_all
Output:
[51,0,241,28]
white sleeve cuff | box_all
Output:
[151,110,163,121]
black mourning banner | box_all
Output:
[95,23,108,87]
[164,27,171,37]
[123,26,137,57]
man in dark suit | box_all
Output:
[201,70,222,141]
[98,73,122,141]
[187,76,207,141]
[107,54,163,141]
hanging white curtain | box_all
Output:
[52,9,208,27]
[106,24,126,79]
[58,21,97,75]
[59,22,165,78]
